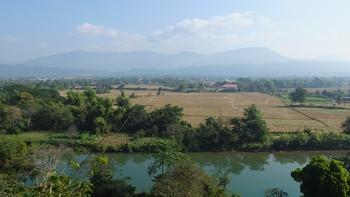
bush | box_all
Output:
[0,138,30,173]
[119,138,182,153]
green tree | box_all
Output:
[291,155,350,197]
[289,87,307,103]
[116,94,130,109]
[66,91,86,106]
[18,92,39,129]
[195,117,238,151]
[93,117,110,135]
[149,104,185,137]
[32,103,74,131]
[0,138,31,173]
[342,117,350,134]
[0,106,27,134]
[120,104,148,133]
[231,105,268,143]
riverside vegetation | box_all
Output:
[1,84,350,196]
[1,84,350,152]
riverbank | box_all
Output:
[3,131,350,153]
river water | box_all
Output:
[55,151,349,197]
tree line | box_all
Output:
[0,84,268,152]
[2,84,350,152]
[1,77,349,94]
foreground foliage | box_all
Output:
[292,155,350,197]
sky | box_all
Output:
[1,0,350,62]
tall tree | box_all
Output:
[231,105,268,143]
[149,104,184,136]
[32,103,74,131]
[18,92,38,129]
[291,155,350,197]
[343,117,350,134]
[289,87,307,103]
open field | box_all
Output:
[280,95,334,106]
[0,131,132,146]
[112,91,350,132]
[60,90,349,132]
[280,94,350,108]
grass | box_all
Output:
[0,131,50,143]
[0,131,133,147]
[0,131,177,153]
[280,95,333,105]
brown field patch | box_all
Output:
[61,90,349,132]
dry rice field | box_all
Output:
[62,90,350,132]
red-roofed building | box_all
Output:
[221,82,239,90]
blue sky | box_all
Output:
[1,0,350,62]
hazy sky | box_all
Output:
[1,0,350,62]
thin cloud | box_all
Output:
[76,23,119,38]
[75,12,285,53]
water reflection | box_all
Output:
[54,151,349,196]
[191,152,270,176]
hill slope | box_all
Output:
[22,47,292,71]
[1,47,350,77]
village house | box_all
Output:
[220,82,239,91]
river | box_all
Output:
[55,151,349,197]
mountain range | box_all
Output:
[1,47,350,78]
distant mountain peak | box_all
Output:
[18,47,292,72]
[1,47,350,77]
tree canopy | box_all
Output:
[291,155,350,197]
[289,87,307,103]
[342,117,350,134]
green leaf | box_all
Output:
[68,160,80,169]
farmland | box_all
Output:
[77,90,350,132]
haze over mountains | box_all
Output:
[22,47,291,70]
[1,47,350,78]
